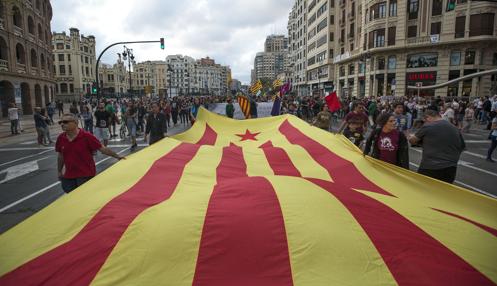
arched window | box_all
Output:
[12,6,22,28]
[35,0,41,11]
[0,1,5,19]
[28,16,35,34]
[0,37,7,61]
[45,31,50,44]
[60,83,68,93]
[40,53,45,70]
[15,43,25,64]
[38,24,43,41]
[30,49,37,67]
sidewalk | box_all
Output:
[0,114,63,147]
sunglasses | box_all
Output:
[58,120,74,125]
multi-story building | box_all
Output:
[193,57,230,96]
[333,0,497,99]
[0,0,55,116]
[288,0,310,96]
[98,60,128,97]
[306,0,336,97]
[132,61,168,97]
[253,35,289,82]
[52,28,96,101]
[166,55,195,97]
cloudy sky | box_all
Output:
[51,0,293,84]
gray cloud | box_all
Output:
[51,0,292,83]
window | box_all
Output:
[316,18,328,33]
[455,16,466,38]
[317,2,327,18]
[60,83,68,93]
[58,54,64,61]
[465,50,475,65]
[408,26,417,38]
[388,56,396,70]
[68,65,72,75]
[469,13,495,37]
[431,22,441,35]
[30,49,37,67]
[70,84,74,93]
[56,43,64,49]
[12,6,22,27]
[67,54,71,61]
[378,57,385,70]
[493,53,497,66]
[85,66,89,76]
[388,26,396,45]
[450,51,461,66]
[375,29,385,47]
[349,64,355,75]
[83,46,88,53]
[407,53,438,68]
[370,2,387,20]
[66,44,70,49]
[408,0,418,20]
[28,16,34,34]
[389,0,397,17]
[317,35,327,47]
[432,0,442,16]
[59,65,65,75]
[85,57,89,64]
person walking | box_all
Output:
[364,112,409,169]
[125,101,138,150]
[226,97,234,119]
[8,103,19,135]
[408,110,466,183]
[338,101,369,146]
[81,105,94,134]
[144,102,168,145]
[461,105,474,133]
[313,104,332,131]
[94,102,111,146]
[34,107,49,146]
[486,116,497,163]
[56,113,124,193]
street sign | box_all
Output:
[415,82,423,88]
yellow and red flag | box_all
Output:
[1,108,497,285]
[249,79,263,94]
[237,94,251,119]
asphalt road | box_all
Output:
[0,123,190,234]
[0,121,496,234]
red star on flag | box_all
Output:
[236,129,260,141]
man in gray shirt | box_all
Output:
[408,110,466,183]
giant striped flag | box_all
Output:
[1,108,496,285]
[237,94,251,119]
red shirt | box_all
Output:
[344,111,368,133]
[377,129,400,165]
[55,129,102,179]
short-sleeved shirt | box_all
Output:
[344,111,368,133]
[377,129,399,165]
[94,110,111,128]
[8,108,19,120]
[34,113,47,128]
[394,114,408,132]
[414,120,465,169]
[55,129,102,179]
[491,118,497,137]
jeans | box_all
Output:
[10,119,18,134]
[60,176,93,193]
[418,166,457,184]
[488,136,497,159]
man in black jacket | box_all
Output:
[144,102,168,145]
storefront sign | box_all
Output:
[406,72,437,82]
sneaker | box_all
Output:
[486,158,495,163]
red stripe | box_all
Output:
[309,179,494,286]
[0,128,215,285]
[279,120,392,196]
[260,141,301,177]
[196,124,217,146]
[193,145,293,286]
[433,208,497,238]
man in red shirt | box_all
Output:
[56,113,125,193]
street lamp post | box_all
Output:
[120,46,135,98]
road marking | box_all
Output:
[0,148,130,214]
[0,147,52,151]
[0,157,51,184]
[409,163,496,199]
[464,140,489,144]
[411,149,496,177]
[463,151,487,159]
[0,149,53,168]
[20,140,37,145]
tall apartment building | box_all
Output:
[288,0,309,96]
[333,0,497,99]
[193,57,230,96]
[253,35,289,82]
[166,55,195,97]
[0,0,55,116]
[306,0,336,96]
[52,28,96,101]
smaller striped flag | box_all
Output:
[237,94,251,119]
[250,80,263,94]
[273,79,283,89]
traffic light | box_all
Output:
[91,82,97,95]
[447,0,456,11]
[160,38,164,49]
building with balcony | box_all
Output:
[193,57,230,96]
[288,0,309,96]
[166,55,195,97]
[131,61,168,98]
[98,60,128,98]
[0,0,55,117]
[52,28,96,102]
[253,35,289,83]
[333,0,497,99]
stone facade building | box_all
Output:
[98,60,128,97]
[52,28,96,102]
[0,0,55,116]
[253,35,289,83]
[288,0,309,96]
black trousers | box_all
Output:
[418,166,457,184]
[60,176,93,193]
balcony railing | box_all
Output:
[31,67,38,76]
[0,59,8,71]
[405,36,432,45]
[0,18,5,30]
[16,63,26,73]
[13,26,23,37]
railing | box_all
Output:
[0,19,4,30]
[405,36,432,45]
[13,26,23,37]
[16,63,26,73]
[31,67,38,76]
[0,59,8,71]
[27,33,35,42]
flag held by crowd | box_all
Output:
[325,90,341,112]
[237,94,251,119]
[249,80,263,94]
[1,108,496,285]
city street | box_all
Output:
[0,121,189,234]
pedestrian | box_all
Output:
[81,105,93,134]
[56,113,125,193]
[125,101,138,150]
[105,100,118,138]
[393,102,408,132]
[34,107,49,146]
[338,101,369,146]
[408,110,466,183]
[94,102,111,146]
[313,104,332,131]
[171,99,179,126]
[226,97,234,118]
[46,102,55,124]
[486,116,497,163]
[364,112,409,169]
[144,102,168,145]
[461,105,474,133]
[190,97,201,125]
[8,103,19,135]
